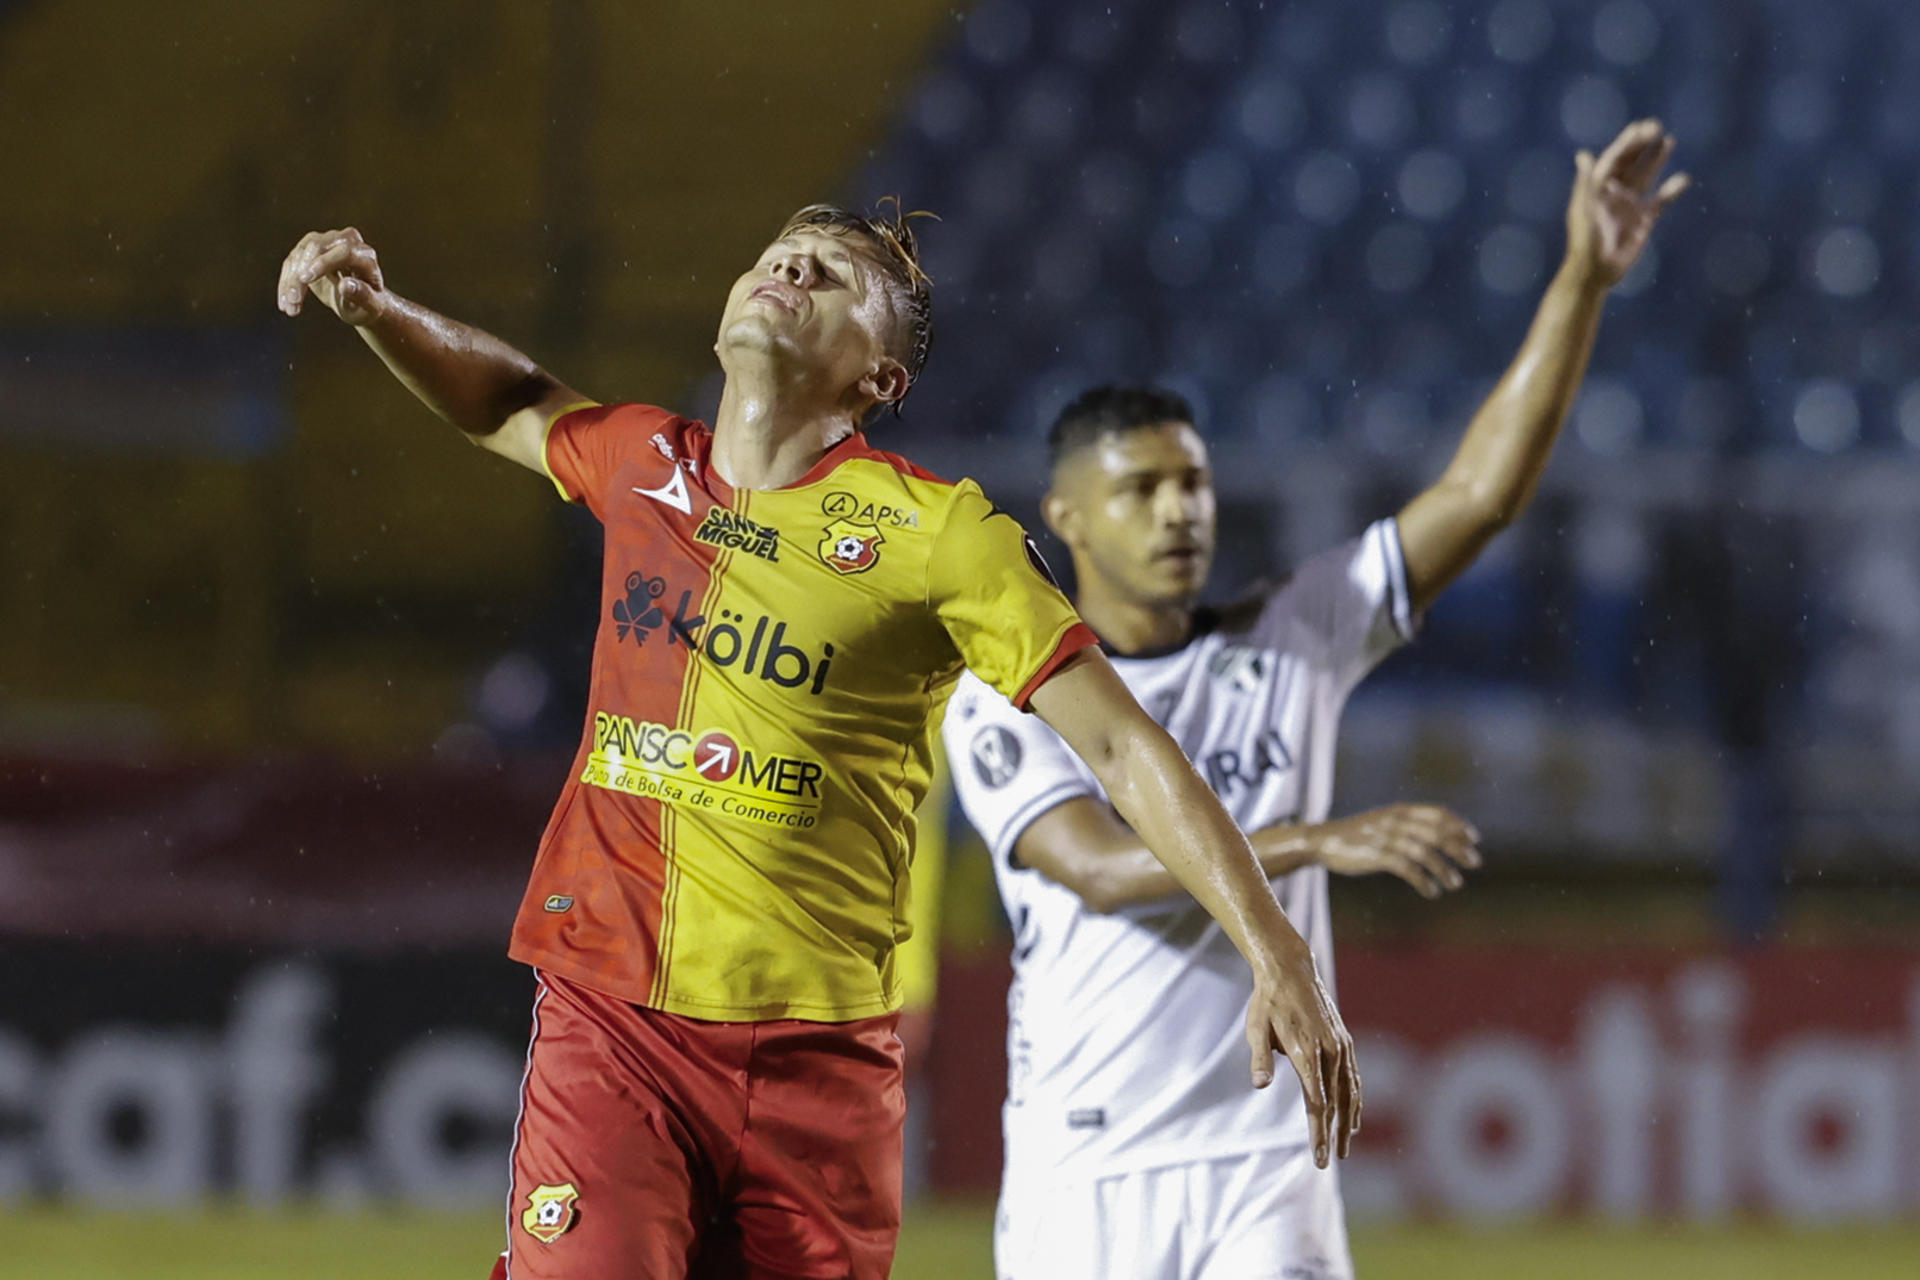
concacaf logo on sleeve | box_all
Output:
[513,405,1098,1026]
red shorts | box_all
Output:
[491,971,905,1280]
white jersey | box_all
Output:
[943,519,1414,1180]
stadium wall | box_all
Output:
[7,940,1918,1222]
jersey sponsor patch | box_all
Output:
[612,572,669,644]
[970,724,1023,789]
[581,711,825,830]
[695,507,780,561]
[821,490,920,527]
[819,518,884,574]
[522,1182,580,1243]
[610,569,837,694]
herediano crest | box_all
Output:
[522,1181,580,1243]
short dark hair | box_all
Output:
[1047,385,1197,470]
[775,198,935,421]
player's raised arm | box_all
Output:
[275,227,590,477]
[1027,651,1359,1167]
[1396,119,1689,613]
[1013,799,1481,912]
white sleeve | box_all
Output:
[941,671,1098,867]
[1256,517,1417,698]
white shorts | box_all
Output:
[995,1144,1352,1280]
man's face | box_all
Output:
[1050,422,1217,610]
[716,227,901,405]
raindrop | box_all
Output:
[1148,219,1213,288]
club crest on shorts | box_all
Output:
[818,519,884,574]
[522,1182,580,1243]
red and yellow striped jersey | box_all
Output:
[510,403,1095,1021]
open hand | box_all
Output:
[1317,803,1480,899]
[276,227,388,325]
[1567,118,1690,287]
[1246,939,1360,1169]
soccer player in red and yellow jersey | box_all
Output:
[277,204,1358,1280]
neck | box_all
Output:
[710,367,859,491]
[1073,570,1194,655]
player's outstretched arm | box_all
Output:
[1012,800,1480,911]
[1397,119,1689,613]
[276,227,589,477]
[1029,650,1359,1166]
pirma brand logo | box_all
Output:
[819,519,883,574]
[695,507,780,561]
[523,1182,580,1243]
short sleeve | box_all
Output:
[941,673,1098,866]
[926,481,1098,709]
[1256,517,1417,697]
[543,401,681,517]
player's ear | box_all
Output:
[858,358,910,409]
[1040,487,1079,548]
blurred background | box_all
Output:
[5,0,1919,1275]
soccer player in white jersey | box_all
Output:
[943,120,1688,1280]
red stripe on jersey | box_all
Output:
[1012,622,1101,710]
[509,427,724,1006]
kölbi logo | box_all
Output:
[612,567,835,695]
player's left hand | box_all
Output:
[1316,803,1481,899]
[1566,118,1690,287]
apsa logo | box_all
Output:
[522,1182,580,1244]
[819,519,884,574]
[822,491,919,527]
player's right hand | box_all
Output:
[277,227,387,325]
[1316,803,1481,898]
[1246,939,1359,1169]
